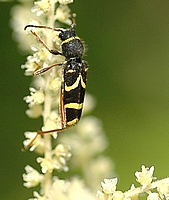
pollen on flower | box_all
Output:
[135,165,154,186]
[23,165,43,188]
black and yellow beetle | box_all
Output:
[22,20,88,151]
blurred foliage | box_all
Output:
[1,1,169,199]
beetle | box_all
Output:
[22,20,88,151]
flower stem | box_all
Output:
[41,3,56,194]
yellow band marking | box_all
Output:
[67,69,75,73]
[80,75,86,89]
[64,103,83,110]
[65,75,86,92]
[61,36,80,45]
[67,118,79,126]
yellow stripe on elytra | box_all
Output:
[64,103,83,110]
[61,36,80,45]
[65,75,86,92]
[67,118,79,126]
[80,75,86,89]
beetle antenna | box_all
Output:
[24,24,64,33]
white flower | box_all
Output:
[10,5,40,52]
[26,104,43,118]
[28,191,44,200]
[75,116,108,156]
[83,93,96,114]
[47,178,96,200]
[24,87,44,107]
[37,146,70,173]
[41,111,60,133]
[135,165,154,186]
[112,191,125,200]
[23,165,43,188]
[58,0,73,5]
[35,47,53,63]
[23,131,44,153]
[31,0,52,16]
[101,178,118,194]
[21,56,39,76]
[147,192,160,200]
[53,144,72,171]
[97,190,111,200]
[157,179,169,198]
[55,5,72,25]
[84,156,115,191]
[49,77,61,92]
[37,157,55,173]
[22,46,53,76]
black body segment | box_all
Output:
[63,58,88,126]
[62,37,84,59]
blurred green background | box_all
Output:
[1,1,169,199]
